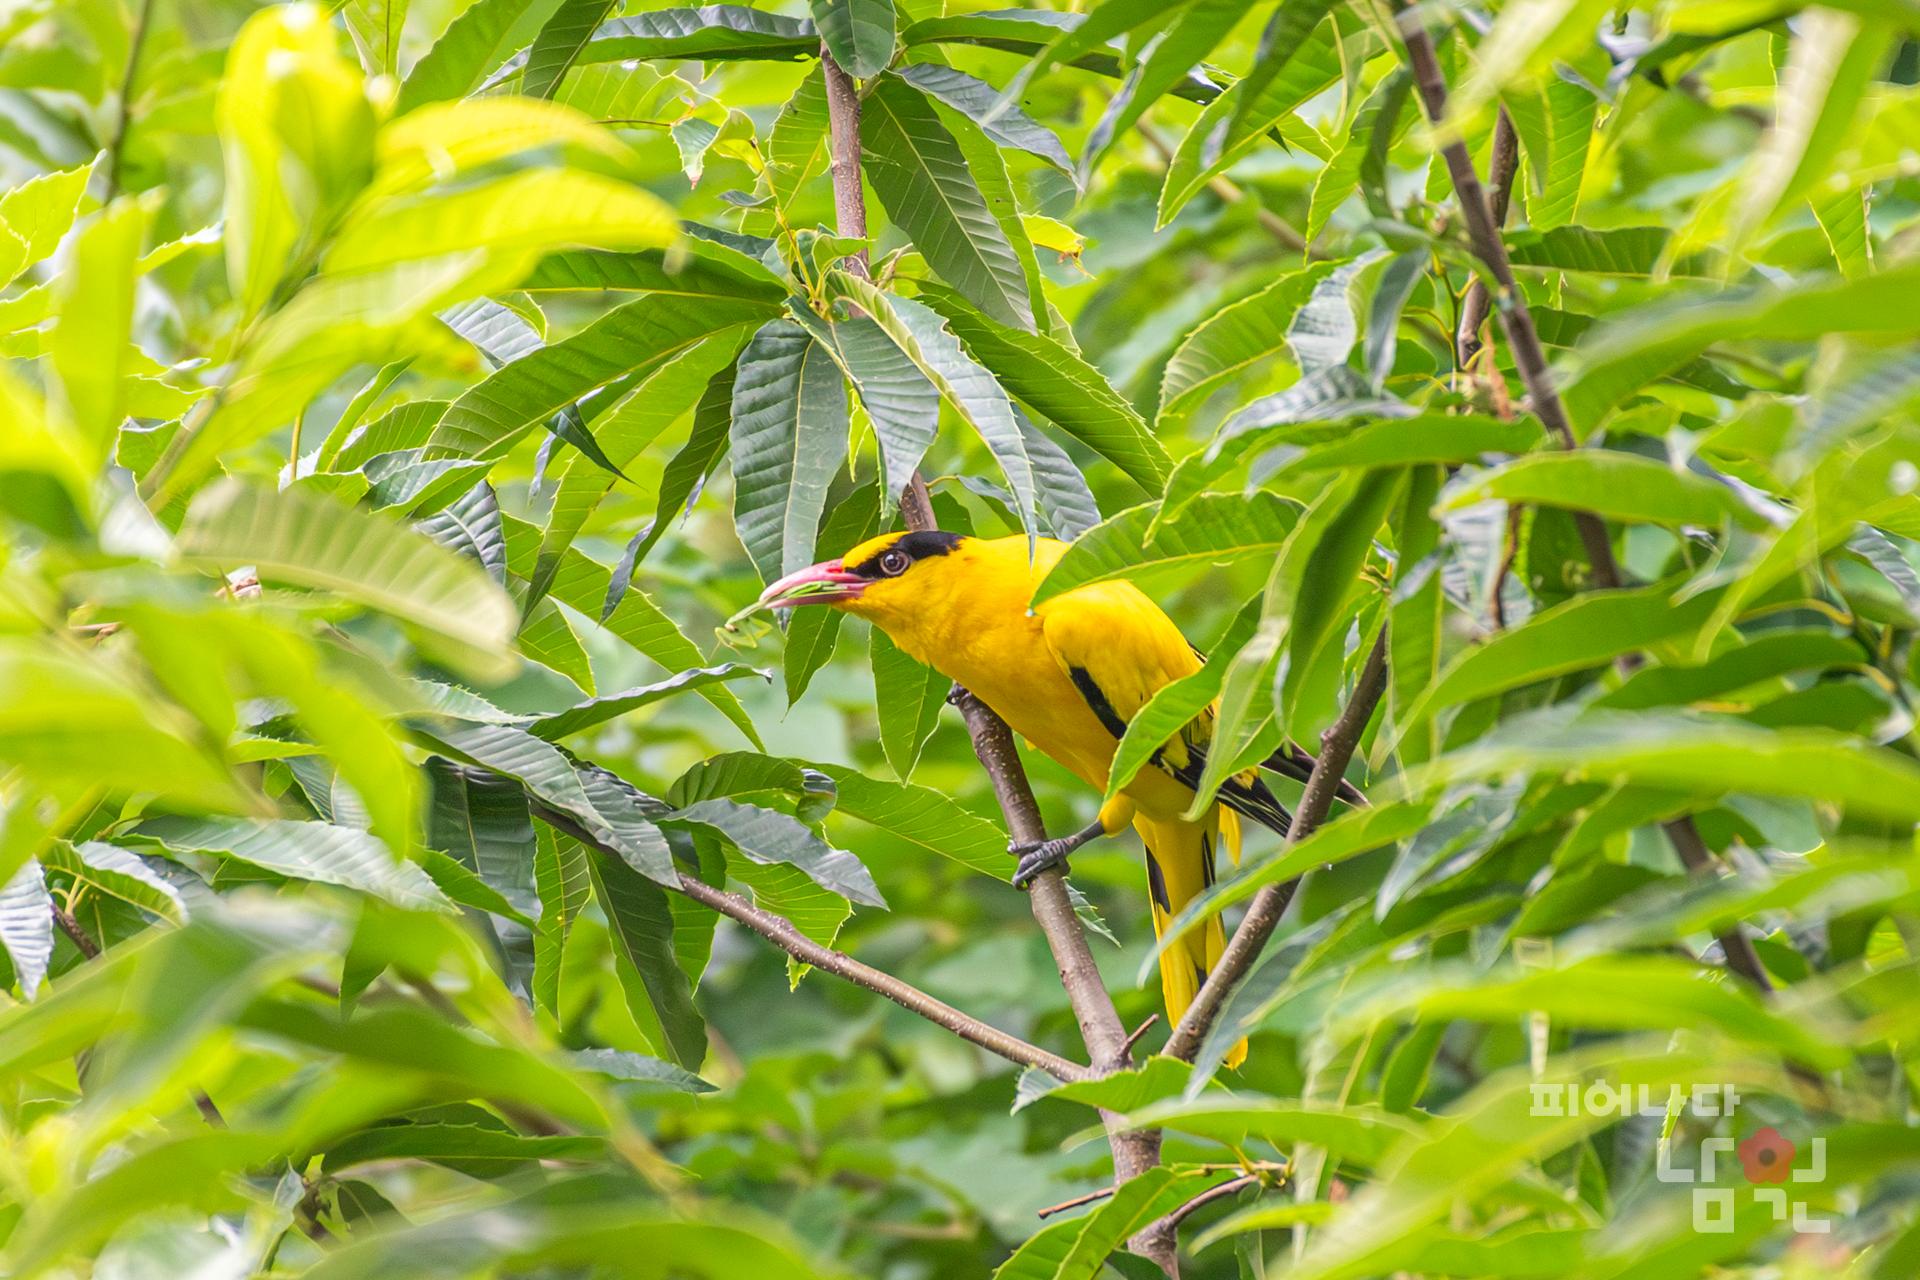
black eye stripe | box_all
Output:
[848,530,965,579]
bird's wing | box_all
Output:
[1038,585,1292,836]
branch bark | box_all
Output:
[531,803,1085,1080]
[1163,630,1388,1062]
[1456,106,1519,370]
[1396,6,1777,995]
[820,47,1174,1274]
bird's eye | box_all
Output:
[879,550,910,576]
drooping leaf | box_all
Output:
[895,63,1073,179]
[583,846,707,1069]
[915,282,1170,493]
[869,627,946,782]
[0,861,53,999]
[136,819,451,913]
[811,0,895,80]
[1032,492,1302,606]
[670,799,885,909]
[525,666,769,741]
[860,74,1033,330]
[177,479,518,680]
[729,320,851,585]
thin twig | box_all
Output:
[101,0,156,203]
[1395,5,1780,996]
[819,47,1174,1273]
[1164,631,1389,1062]
[1165,1174,1262,1229]
[1456,106,1519,369]
[1137,122,1312,252]
[1121,1013,1161,1058]
[52,906,100,959]
[532,801,1086,1081]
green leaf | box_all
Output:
[1160,262,1339,427]
[1510,76,1598,231]
[532,825,591,1014]
[1405,582,1729,729]
[1441,452,1766,529]
[48,199,144,458]
[869,627,946,782]
[729,319,851,585]
[1080,0,1243,178]
[137,818,451,912]
[177,479,518,681]
[811,0,895,79]
[525,666,769,740]
[1597,629,1866,711]
[915,282,1170,493]
[895,64,1073,179]
[834,277,1040,534]
[0,861,53,998]
[782,482,880,704]
[1105,598,1263,803]
[994,1167,1217,1280]
[584,846,707,1069]
[45,842,186,926]
[530,332,745,608]
[522,0,617,99]
[516,600,594,692]
[806,762,1011,879]
[341,0,412,76]
[1504,226,1711,278]
[1278,415,1544,477]
[1157,14,1344,227]
[416,482,507,583]
[398,0,557,112]
[618,360,739,576]
[671,799,884,909]
[1031,491,1302,606]
[1307,72,1412,247]
[0,161,93,288]
[768,69,831,209]
[1104,1098,1423,1164]
[1559,257,1920,433]
[426,293,777,466]
[1732,10,1891,251]
[1410,710,1920,825]
[579,6,819,64]
[861,74,1033,330]
[792,309,937,512]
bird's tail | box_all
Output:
[1134,811,1247,1068]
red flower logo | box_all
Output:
[1738,1127,1796,1184]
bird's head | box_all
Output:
[756,530,969,629]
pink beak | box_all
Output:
[757,559,867,609]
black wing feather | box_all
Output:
[1065,666,1292,837]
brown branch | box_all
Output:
[819,46,1174,1274]
[1456,106,1519,369]
[1164,1174,1261,1230]
[52,906,100,959]
[1164,630,1389,1062]
[1394,10,1621,592]
[532,802,1085,1081]
[1396,6,1778,996]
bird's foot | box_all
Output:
[1010,837,1078,889]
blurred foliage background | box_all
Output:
[2,0,1920,1276]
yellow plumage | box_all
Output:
[828,532,1285,1067]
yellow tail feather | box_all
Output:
[1135,812,1248,1068]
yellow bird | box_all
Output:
[760,530,1334,1066]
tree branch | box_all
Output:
[820,47,1174,1274]
[1396,6,1777,995]
[531,802,1085,1081]
[1456,106,1519,370]
[101,0,155,202]
[1163,630,1388,1062]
